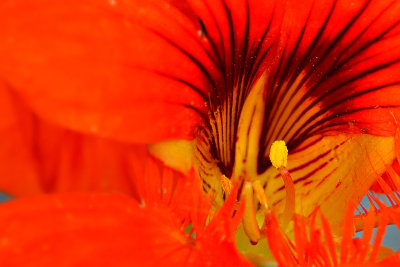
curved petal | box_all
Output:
[0,0,215,143]
[0,193,251,266]
[0,84,42,195]
[0,84,158,197]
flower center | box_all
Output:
[194,74,268,203]
[194,73,297,243]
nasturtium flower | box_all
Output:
[0,0,400,265]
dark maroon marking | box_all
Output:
[274,161,330,193]
[294,162,329,184]
[291,136,324,154]
[273,150,331,180]
[147,28,218,91]
[303,180,314,186]
[271,198,283,206]
[290,150,331,173]
[316,167,338,187]
[277,1,373,142]
[272,138,348,179]
[264,0,340,145]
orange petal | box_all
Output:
[0,193,250,266]
[0,84,162,197]
[0,0,210,143]
[0,84,43,195]
[340,202,356,264]
[320,212,338,266]
[265,212,298,266]
[358,208,377,262]
[369,212,389,263]
[293,215,308,266]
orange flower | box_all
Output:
[0,0,400,265]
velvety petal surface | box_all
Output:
[0,84,42,195]
[0,0,214,143]
[0,84,158,197]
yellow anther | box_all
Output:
[269,140,288,169]
[220,175,232,195]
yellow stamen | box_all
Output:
[242,181,262,243]
[269,140,295,228]
[220,175,232,195]
[279,167,296,227]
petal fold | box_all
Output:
[0,84,158,197]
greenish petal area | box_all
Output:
[235,225,276,267]
[184,223,196,239]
